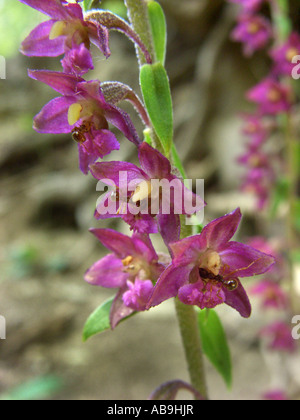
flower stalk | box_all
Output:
[125,0,209,396]
[271,0,299,309]
[174,299,208,399]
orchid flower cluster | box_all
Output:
[20,0,277,399]
[228,0,300,400]
[247,236,296,399]
[229,0,299,210]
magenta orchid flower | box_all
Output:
[84,229,165,329]
[241,168,274,209]
[246,78,292,115]
[238,149,273,169]
[147,208,275,317]
[19,0,110,75]
[231,14,272,56]
[263,390,288,401]
[271,32,300,76]
[90,142,205,243]
[241,114,272,148]
[250,279,289,310]
[260,321,296,353]
[28,70,141,174]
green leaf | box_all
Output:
[198,309,232,388]
[0,376,62,401]
[82,297,114,341]
[140,63,173,155]
[148,1,167,65]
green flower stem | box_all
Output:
[124,0,155,66]
[271,1,299,309]
[126,0,208,397]
[174,299,208,399]
[173,218,208,399]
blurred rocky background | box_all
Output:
[0,0,299,400]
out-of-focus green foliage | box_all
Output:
[0,0,43,58]
[0,376,63,400]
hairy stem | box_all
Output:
[124,0,155,66]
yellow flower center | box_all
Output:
[249,155,261,167]
[49,20,89,47]
[286,47,299,62]
[49,21,67,40]
[199,250,221,276]
[121,255,150,279]
[131,180,153,203]
[68,103,83,126]
[267,88,281,103]
[248,22,260,35]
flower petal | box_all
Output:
[157,213,181,247]
[78,143,98,175]
[219,241,275,278]
[110,287,135,329]
[131,234,159,263]
[224,281,252,318]
[90,161,147,187]
[105,105,141,146]
[84,254,128,288]
[94,192,120,220]
[169,234,208,265]
[147,263,193,308]
[138,142,171,179]
[92,130,120,158]
[89,228,138,259]
[28,70,83,95]
[78,130,120,175]
[19,0,72,19]
[21,20,65,57]
[33,96,77,133]
[201,208,242,250]
[61,43,94,75]
[122,213,158,235]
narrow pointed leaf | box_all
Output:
[148,0,167,65]
[83,296,114,341]
[198,309,232,388]
[140,63,173,155]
